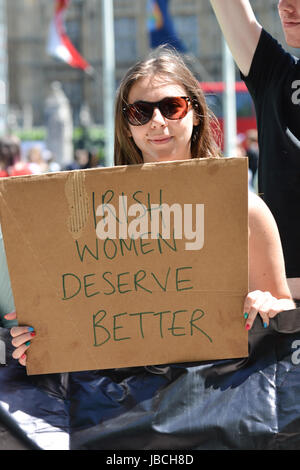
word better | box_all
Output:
[92,306,213,346]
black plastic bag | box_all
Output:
[1,308,300,450]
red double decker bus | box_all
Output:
[200,81,257,150]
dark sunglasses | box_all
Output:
[123,96,191,126]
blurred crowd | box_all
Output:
[234,128,259,190]
[0,134,102,178]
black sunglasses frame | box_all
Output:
[123,96,191,126]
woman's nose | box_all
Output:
[150,107,167,127]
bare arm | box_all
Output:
[244,192,295,330]
[209,0,262,76]
[248,192,290,297]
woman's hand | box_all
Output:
[4,312,35,366]
[243,290,295,330]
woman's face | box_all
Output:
[126,76,199,164]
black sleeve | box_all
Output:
[240,29,296,101]
[241,29,300,142]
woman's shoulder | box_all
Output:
[248,191,269,216]
[248,191,281,239]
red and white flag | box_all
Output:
[47,0,93,73]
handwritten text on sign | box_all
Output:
[61,187,212,348]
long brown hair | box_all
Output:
[114,46,221,166]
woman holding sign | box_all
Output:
[6,46,295,365]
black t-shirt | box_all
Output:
[241,29,300,278]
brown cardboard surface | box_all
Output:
[0,157,249,375]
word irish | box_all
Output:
[95,193,204,251]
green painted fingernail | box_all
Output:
[25,341,31,346]
[244,313,248,319]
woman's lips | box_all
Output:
[149,136,172,144]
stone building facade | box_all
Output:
[5,0,297,127]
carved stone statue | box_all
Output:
[45,81,73,166]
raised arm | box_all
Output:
[209,0,262,76]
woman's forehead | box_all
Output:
[128,76,187,102]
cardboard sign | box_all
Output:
[0,157,249,375]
